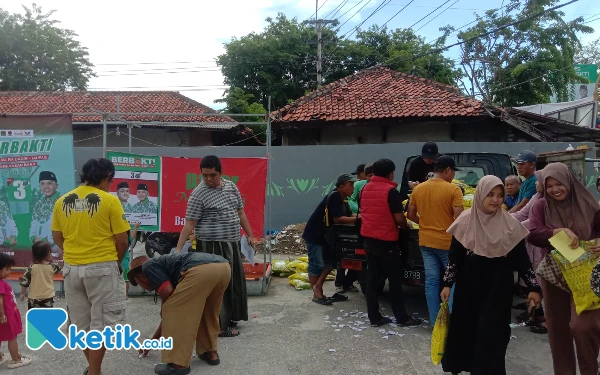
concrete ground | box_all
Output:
[7,259,554,375]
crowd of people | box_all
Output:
[0,155,253,375]
[301,142,600,375]
[1,145,599,375]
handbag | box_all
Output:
[536,253,570,292]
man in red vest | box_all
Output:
[360,159,423,327]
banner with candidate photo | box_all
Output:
[0,114,76,267]
[106,151,161,231]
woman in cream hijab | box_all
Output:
[440,175,541,375]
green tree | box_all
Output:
[0,4,95,90]
[575,37,600,68]
[215,87,268,144]
[451,0,593,106]
[325,27,461,87]
[217,13,462,109]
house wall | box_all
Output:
[281,120,537,145]
[73,128,213,147]
[386,123,451,142]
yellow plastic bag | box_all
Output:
[431,302,449,366]
[288,278,311,290]
[552,251,600,315]
[273,260,291,275]
[288,272,309,282]
[287,260,308,273]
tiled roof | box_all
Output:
[272,66,484,123]
[0,91,235,123]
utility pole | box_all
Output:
[307,1,338,88]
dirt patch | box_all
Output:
[267,223,308,255]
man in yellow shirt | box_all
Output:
[407,156,464,326]
[51,158,130,375]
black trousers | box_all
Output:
[335,267,358,288]
[365,242,409,324]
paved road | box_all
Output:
[10,267,553,375]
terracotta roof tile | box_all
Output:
[0,91,234,123]
[272,66,484,123]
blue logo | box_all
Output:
[26,308,173,351]
[26,308,68,350]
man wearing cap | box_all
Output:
[302,173,357,305]
[407,156,463,326]
[30,171,60,250]
[509,151,537,214]
[580,84,589,99]
[129,252,230,375]
[408,142,440,189]
[132,183,158,214]
[116,182,132,212]
[351,164,367,181]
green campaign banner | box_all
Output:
[0,114,76,267]
[106,151,161,231]
[570,64,598,101]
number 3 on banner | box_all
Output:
[12,180,27,200]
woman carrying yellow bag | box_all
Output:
[439,176,541,375]
[528,163,600,375]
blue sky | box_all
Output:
[3,0,599,109]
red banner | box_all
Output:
[160,157,267,238]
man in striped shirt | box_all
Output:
[174,155,254,338]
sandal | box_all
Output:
[327,292,348,302]
[0,353,8,367]
[7,354,32,369]
[399,317,423,327]
[530,324,548,334]
[312,297,333,305]
[154,363,191,375]
[218,328,240,338]
[370,317,392,327]
[198,352,220,366]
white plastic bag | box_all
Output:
[240,235,255,264]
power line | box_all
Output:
[324,0,348,19]
[409,0,453,30]
[341,0,393,39]
[380,0,415,29]
[309,0,330,20]
[335,0,370,32]
[394,0,581,65]
[335,0,368,23]
[415,0,460,32]
[330,0,349,19]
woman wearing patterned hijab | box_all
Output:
[440,176,541,375]
[528,163,600,375]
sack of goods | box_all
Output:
[551,245,600,315]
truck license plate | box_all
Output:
[404,270,422,281]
